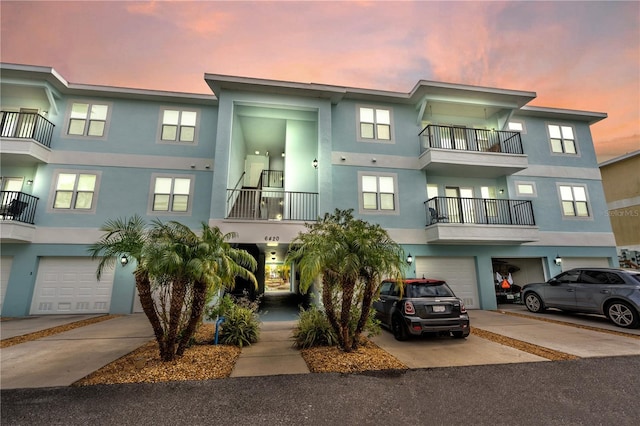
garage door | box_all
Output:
[1,256,13,313]
[415,257,479,309]
[30,257,115,315]
[561,257,610,272]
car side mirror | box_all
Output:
[548,278,558,285]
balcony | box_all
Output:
[0,111,54,164]
[226,189,318,221]
[424,196,539,244]
[418,125,528,178]
[0,191,39,242]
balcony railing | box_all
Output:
[0,111,55,148]
[226,188,318,221]
[261,170,284,188]
[419,125,523,155]
[0,191,39,225]
[425,197,535,226]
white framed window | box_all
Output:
[358,172,398,214]
[508,120,526,134]
[49,171,101,213]
[558,184,590,218]
[548,124,577,154]
[149,175,194,214]
[158,108,199,144]
[357,105,393,142]
[515,181,537,197]
[65,101,111,138]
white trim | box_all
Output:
[513,165,602,180]
[556,182,592,220]
[49,151,213,171]
[156,106,201,145]
[60,100,113,141]
[515,181,537,197]
[607,196,640,210]
[357,171,399,215]
[356,104,395,144]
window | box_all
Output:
[360,173,397,213]
[151,175,193,213]
[159,108,198,143]
[508,121,526,133]
[516,182,537,197]
[357,106,393,142]
[559,185,590,217]
[51,171,99,212]
[548,124,576,154]
[67,102,110,137]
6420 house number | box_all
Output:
[264,236,280,242]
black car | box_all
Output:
[373,278,470,341]
[521,267,640,328]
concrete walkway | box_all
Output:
[230,320,310,377]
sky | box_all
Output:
[1,1,638,162]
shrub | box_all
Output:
[293,307,338,349]
[218,305,260,347]
[206,292,260,348]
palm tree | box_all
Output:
[90,217,257,361]
[287,209,404,352]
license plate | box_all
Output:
[433,305,445,312]
[507,294,514,300]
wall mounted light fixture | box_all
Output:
[554,254,562,266]
[406,253,413,265]
[312,158,318,169]
[120,254,129,267]
[26,180,33,185]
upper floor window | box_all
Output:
[515,181,537,197]
[357,106,393,142]
[559,184,590,217]
[508,120,526,133]
[548,124,576,154]
[359,172,398,214]
[150,175,193,213]
[159,108,199,143]
[51,171,100,212]
[67,102,110,138]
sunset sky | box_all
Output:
[1,1,638,162]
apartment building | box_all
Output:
[0,63,618,317]
[599,150,640,268]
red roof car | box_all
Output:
[373,278,470,340]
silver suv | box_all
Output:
[521,268,640,328]
[373,278,470,340]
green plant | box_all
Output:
[293,307,338,349]
[219,304,260,347]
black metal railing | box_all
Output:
[419,125,523,155]
[226,188,318,221]
[261,170,284,188]
[425,197,535,226]
[0,191,39,225]
[0,111,55,148]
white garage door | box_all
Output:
[415,257,479,309]
[561,257,610,272]
[30,257,115,315]
[1,256,13,313]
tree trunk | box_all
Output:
[354,276,377,347]
[339,276,355,352]
[163,277,188,361]
[134,269,168,359]
[321,272,341,347]
[176,280,207,356]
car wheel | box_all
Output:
[391,316,409,341]
[524,292,545,313]
[452,331,467,339]
[606,301,640,329]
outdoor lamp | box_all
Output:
[554,254,562,266]
[312,158,318,169]
[120,254,129,267]
[406,253,413,265]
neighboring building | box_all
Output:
[0,63,618,317]
[599,150,640,269]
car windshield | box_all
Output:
[407,283,454,298]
